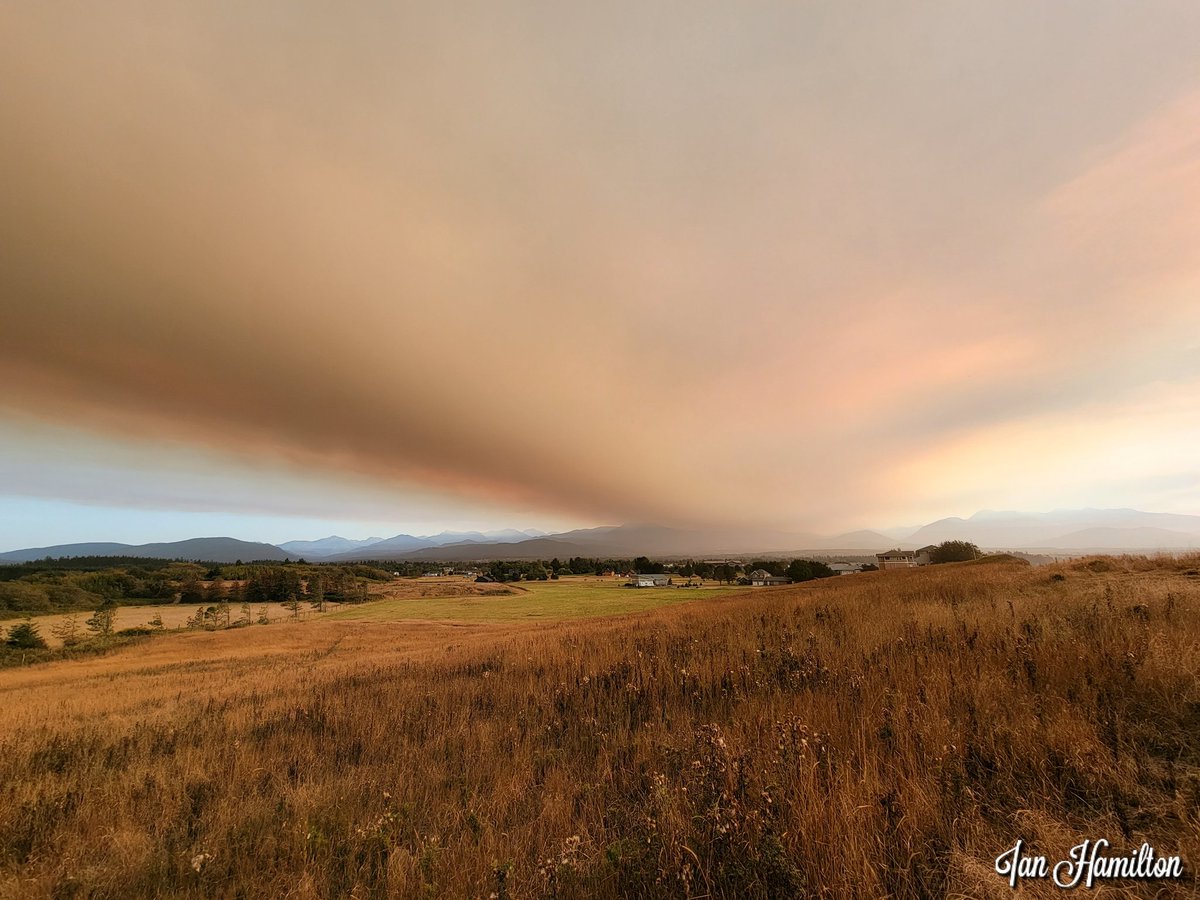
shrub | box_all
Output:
[5,620,47,650]
[86,600,118,638]
[929,540,982,563]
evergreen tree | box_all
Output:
[6,619,47,649]
[180,578,205,605]
[205,579,227,604]
[50,614,83,646]
[786,559,814,582]
[86,600,117,638]
[308,574,326,612]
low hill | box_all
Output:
[0,537,291,564]
[962,553,1032,566]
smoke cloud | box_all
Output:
[2,2,1200,533]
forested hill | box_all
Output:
[0,537,290,564]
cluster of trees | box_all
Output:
[928,541,983,564]
[473,556,845,584]
[486,558,663,582]
[674,558,838,583]
[216,561,393,581]
[0,562,205,617]
[485,561,549,582]
[0,559,392,663]
[180,568,372,607]
[734,561,840,580]
[0,558,393,621]
[3,598,127,654]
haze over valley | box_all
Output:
[4,508,1199,564]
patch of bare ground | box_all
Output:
[0,555,1198,897]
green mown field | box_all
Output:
[326,576,744,623]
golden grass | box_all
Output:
[334,576,739,623]
[1,557,1198,897]
[26,601,336,647]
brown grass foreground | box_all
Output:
[1,557,1199,898]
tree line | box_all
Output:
[475,556,844,584]
[0,559,392,620]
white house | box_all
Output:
[632,573,671,587]
[748,569,791,586]
[876,547,938,570]
[876,549,918,570]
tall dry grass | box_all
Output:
[1,556,1198,898]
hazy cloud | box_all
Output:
[2,2,1200,535]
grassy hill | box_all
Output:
[0,556,1197,897]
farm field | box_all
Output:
[10,576,740,647]
[331,575,742,623]
[1,557,1198,897]
[23,601,338,647]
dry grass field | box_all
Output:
[26,601,337,648]
[12,576,723,649]
[1,557,1199,897]
[336,576,737,623]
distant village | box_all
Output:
[407,540,998,587]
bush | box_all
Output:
[86,600,118,638]
[929,540,982,564]
[5,620,47,650]
[0,582,52,616]
[116,627,154,637]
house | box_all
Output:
[630,573,671,587]
[748,569,792,586]
[914,546,937,565]
[828,563,861,575]
[876,548,936,570]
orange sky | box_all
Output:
[2,2,1199,544]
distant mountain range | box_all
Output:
[2,509,1198,564]
[899,508,1200,551]
[0,537,291,564]
[275,536,386,557]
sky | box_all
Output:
[2,2,1200,549]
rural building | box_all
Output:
[828,563,861,575]
[876,549,919,570]
[876,548,939,570]
[745,569,792,586]
[630,573,670,587]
